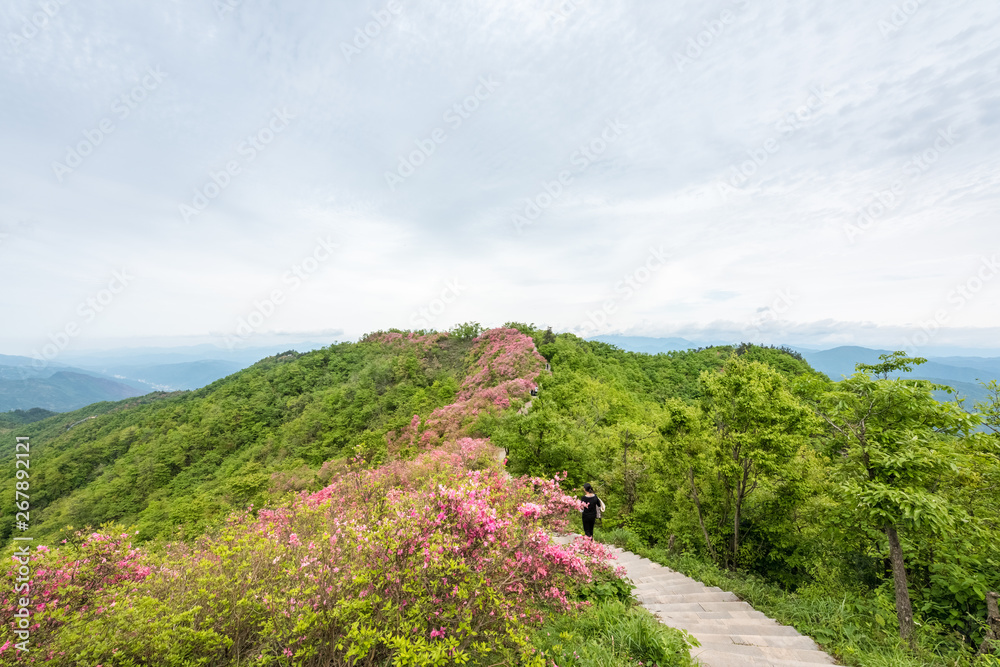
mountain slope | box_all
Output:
[0,332,515,543]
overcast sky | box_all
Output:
[2,0,999,359]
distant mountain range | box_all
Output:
[0,342,329,413]
[590,336,999,407]
[796,345,998,406]
[7,335,997,415]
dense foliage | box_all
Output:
[0,410,56,432]
[489,330,1000,665]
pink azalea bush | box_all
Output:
[0,530,153,664]
[362,330,449,351]
[12,443,614,665]
[457,328,547,401]
[389,328,548,451]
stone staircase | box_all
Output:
[608,545,838,666]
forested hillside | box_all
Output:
[2,327,998,665]
[489,332,1000,665]
[0,333,480,544]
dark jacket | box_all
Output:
[580,494,602,517]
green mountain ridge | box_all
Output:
[2,329,998,665]
[0,339,462,543]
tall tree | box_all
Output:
[817,352,976,647]
[701,356,811,569]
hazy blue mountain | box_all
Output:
[0,344,329,411]
[80,360,245,392]
[801,346,999,384]
[929,356,1000,376]
[56,342,330,367]
[0,371,145,412]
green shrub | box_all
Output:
[530,600,697,667]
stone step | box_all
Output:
[652,609,770,621]
[630,571,688,581]
[634,583,720,595]
[692,642,837,664]
[559,535,840,666]
[637,590,741,604]
[680,632,822,649]
[664,620,803,637]
[693,649,836,667]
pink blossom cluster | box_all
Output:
[388,328,548,451]
[362,330,449,350]
[0,531,152,663]
[242,445,612,652]
[457,328,547,401]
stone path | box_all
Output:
[555,536,839,666]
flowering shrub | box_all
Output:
[389,328,548,452]
[457,328,547,401]
[0,530,153,664]
[362,330,449,350]
[13,442,613,665]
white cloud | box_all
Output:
[1,0,999,354]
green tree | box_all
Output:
[700,356,812,569]
[977,379,1000,435]
[818,352,977,647]
[449,321,483,340]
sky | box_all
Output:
[2,0,999,361]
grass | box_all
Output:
[529,599,698,667]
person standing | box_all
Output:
[580,483,604,538]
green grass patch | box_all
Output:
[529,599,698,667]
